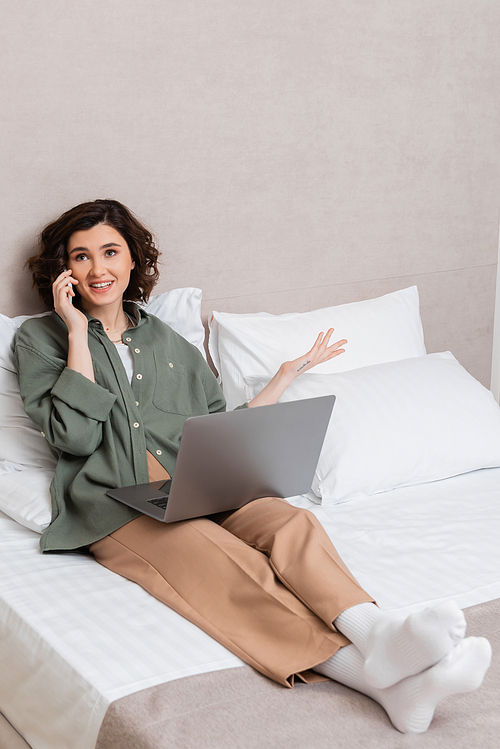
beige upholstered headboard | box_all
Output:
[2,2,499,389]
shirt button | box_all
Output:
[135,401,139,407]
[169,362,174,368]
[136,374,143,380]
[156,449,162,456]
[41,431,45,437]
[134,348,140,354]
[125,337,132,342]
[133,422,140,428]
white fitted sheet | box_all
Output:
[1,466,500,749]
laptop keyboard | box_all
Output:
[147,497,169,510]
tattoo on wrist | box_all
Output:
[297,360,311,372]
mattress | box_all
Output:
[1,466,500,749]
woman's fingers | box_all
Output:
[53,269,70,290]
[53,270,77,303]
[313,329,347,362]
[323,328,334,344]
[328,337,348,353]
[311,329,333,353]
[52,270,87,331]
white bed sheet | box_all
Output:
[1,466,499,749]
[292,467,500,613]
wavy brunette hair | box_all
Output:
[27,199,161,308]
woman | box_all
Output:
[15,199,491,734]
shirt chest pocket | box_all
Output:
[152,353,193,415]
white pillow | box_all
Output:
[245,352,500,503]
[0,312,55,470]
[0,287,205,530]
[0,467,52,533]
[209,287,426,410]
[141,287,206,358]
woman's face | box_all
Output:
[66,224,135,312]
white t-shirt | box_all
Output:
[115,343,134,384]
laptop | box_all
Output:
[106,394,335,523]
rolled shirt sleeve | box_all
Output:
[16,342,116,457]
[50,368,117,454]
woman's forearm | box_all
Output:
[67,329,95,382]
[247,364,295,408]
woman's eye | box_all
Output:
[105,249,117,257]
[75,253,88,261]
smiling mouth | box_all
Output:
[89,281,114,290]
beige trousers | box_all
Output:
[90,495,373,686]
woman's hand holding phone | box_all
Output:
[52,269,87,333]
[52,270,95,380]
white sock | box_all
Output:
[334,600,467,688]
[314,637,491,734]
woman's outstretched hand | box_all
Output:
[248,329,347,408]
[281,329,347,381]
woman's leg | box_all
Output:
[91,502,492,733]
[90,513,348,686]
[220,496,374,624]
[223,497,477,689]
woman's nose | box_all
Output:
[90,259,106,276]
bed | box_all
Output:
[1,285,500,749]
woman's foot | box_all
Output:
[363,600,467,688]
[314,637,492,734]
[377,636,492,733]
[335,600,467,688]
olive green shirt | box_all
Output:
[15,304,240,552]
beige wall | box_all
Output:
[1,1,499,386]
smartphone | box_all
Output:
[64,268,73,304]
